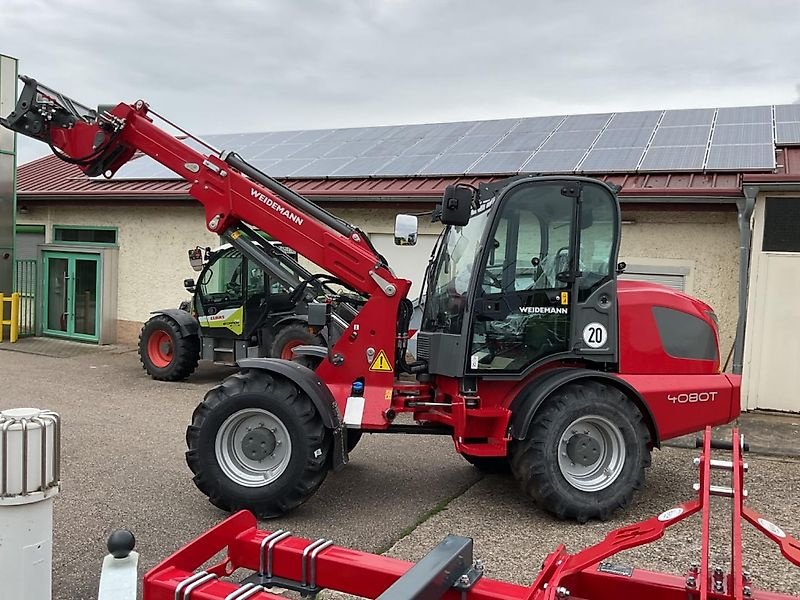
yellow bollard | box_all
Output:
[10,293,19,343]
[0,293,20,343]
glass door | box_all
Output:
[43,252,100,341]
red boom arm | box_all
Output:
[3,77,412,426]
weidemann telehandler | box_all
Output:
[2,75,741,523]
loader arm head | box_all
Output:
[1,76,138,177]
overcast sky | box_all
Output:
[3,0,799,164]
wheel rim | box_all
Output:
[557,415,625,492]
[280,339,303,360]
[147,330,173,368]
[215,408,292,487]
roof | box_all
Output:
[16,105,800,202]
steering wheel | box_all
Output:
[483,271,503,290]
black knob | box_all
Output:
[107,529,136,559]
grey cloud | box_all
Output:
[3,0,799,164]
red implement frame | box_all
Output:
[142,427,799,599]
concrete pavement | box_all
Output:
[1,341,799,599]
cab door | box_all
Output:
[467,179,619,374]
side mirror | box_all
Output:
[440,185,473,226]
[616,261,627,274]
[188,247,205,271]
[183,278,196,293]
[394,214,419,246]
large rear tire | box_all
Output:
[138,315,200,381]
[510,381,650,523]
[185,369,331,518]
[270,323,322,361]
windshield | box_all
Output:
[422,197,496,334]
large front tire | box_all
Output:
[185,369,331,518]
[510,381,650,523]
[138,315,199,381]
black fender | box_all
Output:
[291,345,328,359]
[273,315,307,329]
[150,308,199,338]
[508,368,660,448]
[237,358,348,470]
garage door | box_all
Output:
[369,233,440,298]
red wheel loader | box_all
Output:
[2,76,740,523]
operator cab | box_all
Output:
[414,176,620,377]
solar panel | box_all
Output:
[418,154,483,176]
[775,104,800,122]
[579,147,646,172]
[289,129,336,144]
[447,134,505,154]
[248,158,282,173]
[266,158,315,178]
[467,151,532,174]
[331,156,393,177]
[776,122,800,145]
[374,154,437,176]
[290,157,355,178]
[651,125,711,147]
[514,116,564,133]
[711,123,773,145]
[593,127,654,148]
[715,106,771,125]
[422,121,477,138]
[639,146,707,171]
[606,111,662,129]
[390,124,440,139]
[247,145,278,159]
[660,108,715,127]
[104,103,789,181]
[468,118,520,136]
[539,129,601,151]
[326,140,379,158]
[705,144,774,170]
[401,136,459,155]
[492,130,550,152]
[287,141,345,159]
[523,149,587,172]
[559,113,611,131]
[359,139,412,157]
[251,143,309,159]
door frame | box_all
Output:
[42,250,102,342]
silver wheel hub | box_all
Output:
[557,415,625,492]
[215,408,292,488]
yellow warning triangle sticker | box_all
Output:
[369,349,393,372]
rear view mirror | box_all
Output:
[440,185,473,226]
[394,214,419,246]
[183,278,196,293]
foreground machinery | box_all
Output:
[138,240,351,380]
[2,76,741,522]
[99,428,797,599]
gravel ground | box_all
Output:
[1,343,799,599]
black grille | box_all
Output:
[416,332,431,359]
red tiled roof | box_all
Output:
[18,148,800,202]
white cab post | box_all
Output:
[0,408,61,600]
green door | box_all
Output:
[43,251,101,342]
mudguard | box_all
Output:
[237,358,348,470]
[150,308,199,337]
[508,368,660,447]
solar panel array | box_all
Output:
[112,104,800,181]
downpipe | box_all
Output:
[732,186,757,375]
